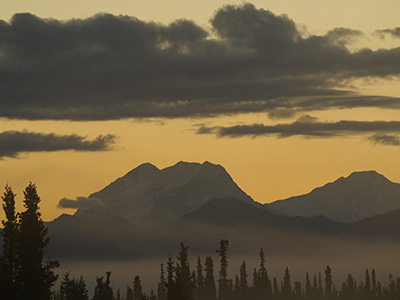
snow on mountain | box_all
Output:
[266,170,400,223]
[74,161,256,227]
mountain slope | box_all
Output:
[266,171,400,223]
[74,161,256,227]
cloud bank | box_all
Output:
[197,116,400,146]
[0,131,116,158]
[0,3,399,120]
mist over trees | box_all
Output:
[53,240,400,300]
[2,184,400,300]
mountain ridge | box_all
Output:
[266,170,400,223]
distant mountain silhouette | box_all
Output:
[266,171,400,223]
[172,197,343,234]
[74,161,258,227]
[47,196,400,261]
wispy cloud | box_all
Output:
[197,117,400,142]
[368,134,400,146]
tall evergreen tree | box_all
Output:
[194,257,205,300]
[17,183,59,300]
[239,261,248,299]
[158,264,168,300]
[216,239,230,300]
[166,255,177,300]
[133,276,143,300]
[176,243,193,300]
[371,269,377,298]
[305,273,312,300]
[282,267,292,300]
[325,265,333,298]
[204,256,217,300]
[0,185,18,300]
[272,277,279,300]
[254,248,271,300]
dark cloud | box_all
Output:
[197,117,400,139]
[0,4,400,120]
[0,131,116,159]
[376,28,400,38]
[58,196,103,209]
[368,134,400,146]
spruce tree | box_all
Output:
[17,182,59,300]
[216,239,230,300]
[305,273,312,300]
[0,185,18,300]
[272,277,279,300]
[194,257,205,300]
[158,264,167,300]
[365,268,372,299]
[254,248,271,300]
[239,261,248,299]
[166,255,177,300]
[133,275,143,300]
[176,243,193,300]
[204,256,217,300]
[325,265,333,298]
[282,267,292,299]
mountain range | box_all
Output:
[74,161,260,227]
[73,161,400,226]
[42,163,400,288]
[48,196,400,261]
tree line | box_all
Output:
[2,184,400,300]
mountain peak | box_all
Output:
[345,170,389,182]
[75,161,255,227]
[267,170,400,223]
[126,162,159,175]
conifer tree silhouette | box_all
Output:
[282,267,292,299]
[325,265,333,298]
[176,243,193,300]
[239,261,248,299]
[216,239,230,300]
[158,264,168,300]
[0,185,18,300]
[194,257,205,300]
[92,272,114,300]
[204,256,217,300]
[59,272,89,300]
[133,275,143,300]
[17,183,59,300]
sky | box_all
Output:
[1,0,400,221]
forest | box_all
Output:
[1,184,400,300]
